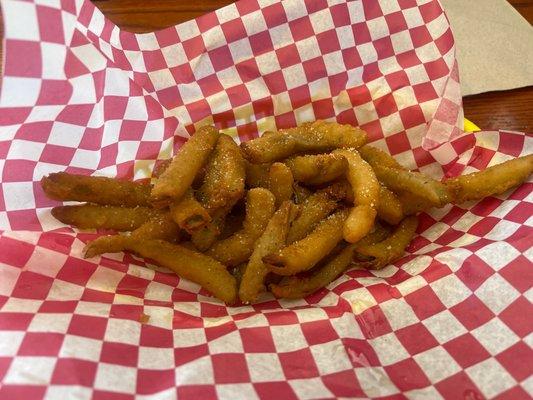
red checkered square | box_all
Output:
[240,327,276,353]
[197,13,219,32]
[262,2,287,27]
[0,313,34,331]
[395,323,439,356]
[496,387,531,400]
[212,353,251,383]
[0,358,12,382]
[221,18,248,42]
[363,1,384,20]
[385,358,431,391]
[67,314,108,340]
[4,40,42,78]
[174,344,209,367]
[209,45,234,71]
[115,274,150,298]
[442,334,491,369]
[51,358,97,386]
[424,58,449,80]
[37,6,65,43]
[289,16,314,42]
[11,272,54,299]
[316,29,341,55]
[2,160,37,183]
[499,256,533,294]
[279,348,319,379]
[182,36,206,60]
[137,369,175,394]
[322,370,365,398]
[385,11,408,34]
[404,286,444,320]
[92,390,134,400]
[374,94,398,118]
[0,385,47,400]
[496,342,533,382]
[435,372,482,400]
[455,256,495,292]
[498,297,533,338]
[301,320,339,346]
[356,306,393,338]
[410,25,432,48]
[254,382,298,400]
[100,342,139,367]
[18,332,64,356]
[451,295,495,331]
[374,36,395,59]
[0,236,35,267]
[177,385,217,400]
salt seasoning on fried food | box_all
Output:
[41,172,152,207]
[208,188,276,266]
[333,148,379,243]
[151,125,220,206]
[52,204,160,231]
[285,153,348,185]
[268,163,294,207]
[197,134,245,212]
[445,154,533,203]
[241,120,367,163]
[169,189,211,234]
[239,201,298,303]
[264,209,349,276]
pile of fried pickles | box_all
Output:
[41,121,533,304]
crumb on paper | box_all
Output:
[139,312,150,324]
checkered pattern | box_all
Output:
[0,0,531,398]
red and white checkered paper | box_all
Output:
[0,0,531,398]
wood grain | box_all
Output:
[0,0,531,132]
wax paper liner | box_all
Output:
[0,0,531,399]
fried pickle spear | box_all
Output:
[124,239,238,304]
[375,166,452,207]
[51,204,159,231]
[239,202,298,303]
[333,149,379,243]
[354,216,418,270]
[359,145,404,170]
[84,213,180,258]
[268,163,294,207]
[285,153,348,185]
[377,186,404,225]
[264,209,349,276]
[245,162,271,188]
[360,145,452,208]
[169,189,211,233]
[270,245,356,299]
[270,226,391,299]
[41,172,151,207]
[190,206,231,252]
[286,190,339,244]
[151,126,220,206]
[395,191,433,216]
[198,134,245,212]
[445,154,533,203]
[292,183,313,204]
[208,188,276,266]
[241,121,367,163]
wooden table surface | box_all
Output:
[0,0,531,132]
